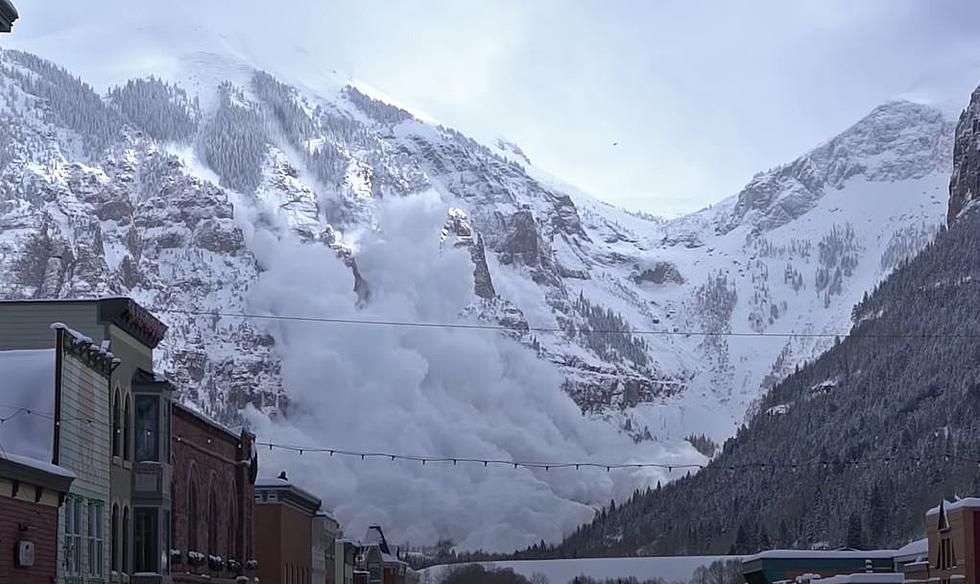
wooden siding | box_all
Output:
[56,351,111,583]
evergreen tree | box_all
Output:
[777,519,791,548]
[757,524,771,550]
[846,514,864,550]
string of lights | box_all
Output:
[155,308,979,341]
[256,441,980,473]
[4,401,978,473]
[0,402,238,446]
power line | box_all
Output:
[155,308,979,341]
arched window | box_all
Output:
[123,395,132,461]
[111,390,121,457]
[228,495,237,560]
[208,480,218,556]
[111,504,119,571]
[122,506,130,574]
[187,477,198,552]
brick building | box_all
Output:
[255,474,323,584]
[0,452,74,584]
[358,525,415,584]
[921,498,980,584]
[170,401,257,583]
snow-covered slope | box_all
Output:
[0,38,953,550]
[571,99,952,439]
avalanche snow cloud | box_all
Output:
[243,192,693,551]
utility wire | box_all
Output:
[156,308,978,341]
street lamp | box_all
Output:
[0,0,18,33]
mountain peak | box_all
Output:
[720,100,952,234]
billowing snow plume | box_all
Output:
[243,191,697,551]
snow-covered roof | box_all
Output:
[172,400,242,442]
[51,322,119,369]
[744,549,899,562]
[315,509,338,522]
[927,498,980,516]
[255,475,322,509]
[893,538,928,559]
[362,525,394,555]
[255,476,290,488]
[818,573,905,584]
[381,552,406,566]
[0,349,56,462]
[0,450,74,478]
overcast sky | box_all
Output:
[11,0,980,215]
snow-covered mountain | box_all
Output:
[0,43,953,549]
[569,99,952,439]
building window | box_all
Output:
[188,478,198,552]
[135,395,160,462]
[208,483,218,556]
[124,395,132,461]
[64,496,83,576]
[112,389,122,457]
[228,496,237,560]
[111,504,119,571]
[939,537,957,570]
[88,500,105,577]
[134,508,158,573]
[122,506,130,574]
[163,403,171,459]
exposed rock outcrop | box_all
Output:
[949,86,980,224]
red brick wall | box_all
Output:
[0,496,59,584]
[256,502,314,584]
[973,510,980,584]
[170,405,255,570]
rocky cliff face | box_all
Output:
[0,48,956,440]
[949,87,980,224]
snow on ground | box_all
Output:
[422,556,736,584]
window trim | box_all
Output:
[111,503,119,572]
[124,395,133,462]
[64,496,84,577]
[112,388,122,458]
[87,500,105,577]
